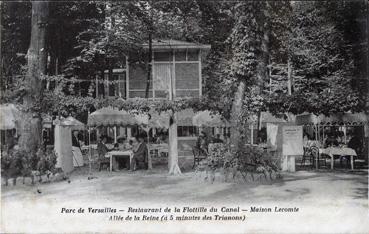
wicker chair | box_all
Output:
[301,146,314,168]
[97,144,110,171]
[311,145,327,168]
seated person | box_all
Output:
[130,135,148,171]
[325,134,339,147]
[96,136,111,170]
[97,136,109,156]
[122,138,134,150]
[348,134,362,154]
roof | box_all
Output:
[142,39,211,50]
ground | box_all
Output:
[1,167,368,233]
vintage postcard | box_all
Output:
[1,1,368,233]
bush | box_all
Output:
[199,143,281,183]
[1,147,58,186]
[235,144,281,181]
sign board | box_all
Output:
[282,125,303,156]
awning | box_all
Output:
[177,109,195,126]
[134,112,170,129]
[192,110,230,127]
[88,107,169,128]
[295,112,368,126]
[88,108,139,127]
[0,104,20,130]
[58,116,85,130]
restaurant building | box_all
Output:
[92,39,212,163]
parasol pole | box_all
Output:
[114,126,117,143]
[145,125,152,170]
[315,124,318,141]
[88,126,92,175]
[87,113,96,180]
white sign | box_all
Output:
[282,125,303,156]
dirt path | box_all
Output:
[1,169,368,233]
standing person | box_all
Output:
[97,136,109,156]
[130,135,148,171]
[71,131,84,167]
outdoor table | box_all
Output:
[319,147,357,170]
[105,150,133,172]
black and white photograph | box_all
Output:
[0,1,368,233]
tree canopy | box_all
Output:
[1,0,367,118]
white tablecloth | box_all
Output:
[319,147,357,170]
[106,150,133,172]
[319,147,357,157]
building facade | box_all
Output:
[95,40,210,100]
[95,40,212,162]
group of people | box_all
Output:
[303,129,363,154]
[195,131,224,155]
[97,135,148,171]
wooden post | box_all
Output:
[168,49,181,175]
[168,112,181,174]
[114,126,117,143]
[127,127,132,139]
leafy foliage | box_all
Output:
[202,143,281,182]
[266,1,367,115]
[1,147,57,185]
[1,1,367,150]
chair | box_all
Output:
[301,146,314,168]
[97,144,110,171]
[310,146,327,168]
[192,146,208,169]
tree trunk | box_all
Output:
[230,80,246,150]
[287,58,292,95]
[168,112,181,175]
[0,1,3,97]
[18,1,49,153]
[255,11,270,140]
[145,32,152,98]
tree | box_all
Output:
[267,1,365,116]
[226,2,271,149]
[0,2,31,95]
[18,1,49,153]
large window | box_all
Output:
[96,69,127,98]
[151,49,201,99]
[108,49,202,100]
[177,126,199,137]
[153,63,171,98]
[106,72,126,97]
